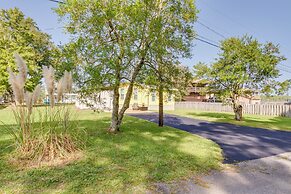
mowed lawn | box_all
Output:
[0,107,222,193]
[167,110,291,131]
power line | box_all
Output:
[48,0,64,4]
[194,37,220,48]
[197,20,226,39]
[42,25,222,49]
[278,65,291,74]
[278,64,291,70]
[46,0,291,75]
[197,34,219,45]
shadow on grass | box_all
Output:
[129,113,291,164]
[0,105,7,110]
[0,115,222,193]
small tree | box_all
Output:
[143,61,191,126]
[193,36,287,121]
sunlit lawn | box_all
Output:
[0,107,222,193]
[167,110,291,131]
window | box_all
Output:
[151,92,156,102]
[120,89,125,100]
[133,88,138,100]
[168,94,172,102]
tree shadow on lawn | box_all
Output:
[0,105,7,110]
[0,116,222,193]
[129,113,291,164]
[164,115,291,163]
[184,111,291,131]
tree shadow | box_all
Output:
[0,116,222,193]
[129,113,291,164]
[0,105,7,110]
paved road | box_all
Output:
[128,113,291,163]
[154,152,291,194]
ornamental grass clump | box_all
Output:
[7,54,83,166]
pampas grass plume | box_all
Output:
[43,66,55,107]
[25,92,33,114]
[8,67,25,104]
[14,53,28,83]
[33,84,41,104]
[57,77,64,102]
[63,71,73,93]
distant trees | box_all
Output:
[193,36,287,121]
[0,8,56,97]
[57,0,198,132]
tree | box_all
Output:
[193,36,287,121]
[142,60,192,126]
[0,8,56,97]
[56,0,197,132]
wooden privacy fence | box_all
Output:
[175,102,291,117]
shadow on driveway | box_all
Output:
[128,113,291,163]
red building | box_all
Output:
[182,80,210,102]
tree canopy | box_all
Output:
[0,8,56,96]
[56,0,198,132]
[193,35,287,120]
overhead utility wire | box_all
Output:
[48,0,291,74]
[194,37,220,48]
[197,21,226,39]
[48,0,64,4]
[196,34,219,45]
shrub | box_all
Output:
[6,54,84,166]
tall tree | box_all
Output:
[193,36,286,121]
[57,0,197,132]
[0,8,56,96]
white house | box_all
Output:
[75,91,113,111]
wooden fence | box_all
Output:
[175,102,291,117]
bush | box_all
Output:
[6,54,84,166]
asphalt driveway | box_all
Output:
[128,113,291,163]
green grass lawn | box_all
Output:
[0,107,222,193]
[167,110,291,131]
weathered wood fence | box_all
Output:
[175,102,291,117]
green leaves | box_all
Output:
[56,0,197,94]
[194,35,287,102]
[0,8,56,95]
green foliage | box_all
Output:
[193,35,287,104]
[0,8,56,95]
[56,0,198,131]
[0,110,222,193]
[56,0,197,90]
[142,63,192,100]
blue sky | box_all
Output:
[1,0,291,83]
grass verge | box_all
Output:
[167,110,291,131]
[0,108,222,193]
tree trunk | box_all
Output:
[233,104,243,121]
[158,84,164,127]
[109,84,120,133]
[117,57,145,127]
